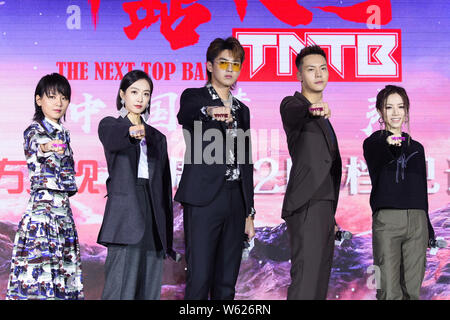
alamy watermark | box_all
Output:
[366,264,381,290]
[182,121,253,165]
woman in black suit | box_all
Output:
[97,70,174,300]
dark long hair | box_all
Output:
[34,73,71,122]
[116,70,153,110]
[376,85,411,143]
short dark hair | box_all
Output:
[34,73,71,122]
[206,37,245,86]
[116,69,153,111]
[295,45,327,70]
[376,85,411,139]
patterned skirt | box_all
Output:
[6,189,84,300]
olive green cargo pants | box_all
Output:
[372,209,428,300]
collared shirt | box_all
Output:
[201,82,242,181]
[197,84,256,218]
[121,112,150,179]
[24,118,77,194]
[44,117,63,131]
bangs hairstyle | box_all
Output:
[34,73,71,122]
[295,45,327,71]
[376,85,411,143]
[206,37,245,89]
[116,69,153,110]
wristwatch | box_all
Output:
[248,207,256,220]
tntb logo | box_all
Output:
[233,29,401,82]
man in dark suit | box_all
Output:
[175,37,255,300]
[280,45,342,300]
[97,70,174,300]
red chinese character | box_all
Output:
[88,0,101,29]
[76,160,99,194]
[233,0,313,26]
[233,0,391,26]
[259,0,313,26]
[0,158,26,194]
[316,0,392,25]
[233,0,248,22]
[123,0,211,50]
[122,0,161,40]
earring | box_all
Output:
[142,104,150,121]
[378,116,384,129]
[119,99,128,118]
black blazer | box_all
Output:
[280,91,342,218]
[174,86,254,216]
[97,116,174,255]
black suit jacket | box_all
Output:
[97,116,174,255]
[280,91,342,218]
[174,86,254,216]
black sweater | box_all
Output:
[363,130,435,240]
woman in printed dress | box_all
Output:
[6,73,83,300]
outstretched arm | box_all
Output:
[98,117,139,152]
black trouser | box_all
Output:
[102,178,164,300]
[183,181,246,300]
[285,199,336,300]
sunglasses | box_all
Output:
[216,60,242,72]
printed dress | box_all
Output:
[6,118,84,300]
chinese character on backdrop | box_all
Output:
[232,0,391,26]
[70,93,106,134]
[345,156,371,195]
[149,92,178,132]
[88,0,392,48]
[75,160,100,194]
[0,159,27,194]
[123,0,211,50]
[426,157,440,194]
[362,95,380,137]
